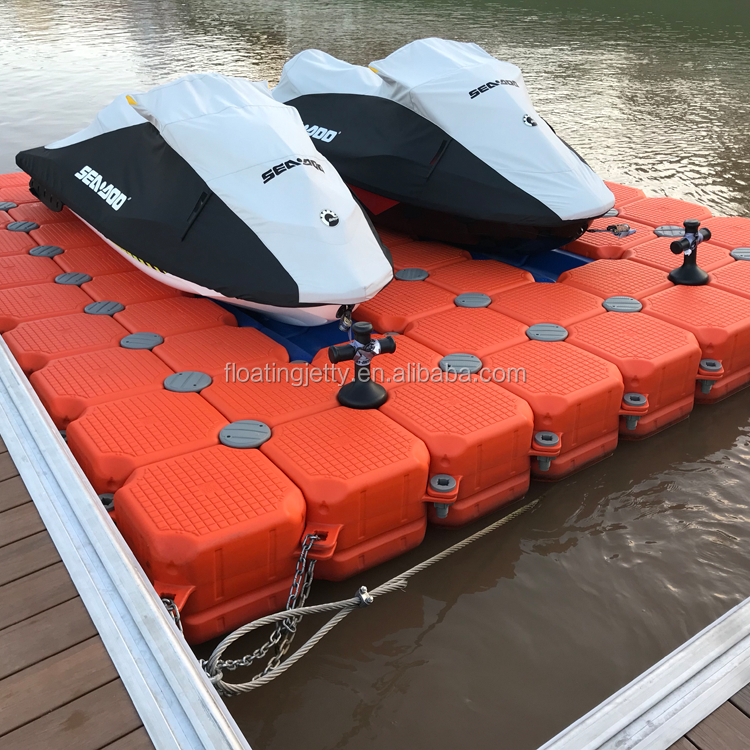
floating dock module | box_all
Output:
[373,227,414,248]
[30,347,174,428]
[618,196,712,228]
[565,217,654,260]
[425,260,534,298]
[3,313,129,374]
[82,270,183,305]
[558,259,672,300]
[67,390,227,493]
[0,212,10,230]
[30,221,101,249]
[642,285,750,403]
[8,202,74,225]
[114,297,237,337]
[490,282,604,327]
[53,243,134,276]
[0,254,62,289]
[380,379,534,526]
[114,444,307,644]
[567,306,702,437]
[710,260,750,301]
[625,236,733,273]
[389,240,471,272]
[153,326,288,377]
[486,340,624,479]
[0,229,36,256]
[0,172,30,188]
[700,217,750,250]
[0,184,37,204]
[261,407,430,580]
[0,283,91,331]
[604,181,647,207]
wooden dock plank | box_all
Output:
[0,562,79,629]
[0,531,60,586]
[0,501,45,547]
[0,450,18,482]
[686,701,750,750]
[0,680,149,750]
[0,476,30,513]
[729,683,750,716]
[670,737,699,749]
[0,638,118,736]
[0,597,97,680]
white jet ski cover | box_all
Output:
[17,73,393,308]
[274,39,614,224]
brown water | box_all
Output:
[2,1,750,748]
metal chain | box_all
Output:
[161,597,183,633]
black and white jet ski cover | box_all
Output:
[16,73,393,326]
[273,38,615,254]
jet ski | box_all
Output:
[16,73,393,326]
[273,39,615,255]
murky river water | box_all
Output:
[2,1,750,748]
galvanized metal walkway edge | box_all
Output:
[0,338,250,750]
[539,593,750,750]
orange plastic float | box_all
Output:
[425,259,533,297]
[0,228,36,256]
[8,202,74,225]
[66,390,227,493]
[618,196,712,228]
[30,221,101,249]
[0,254,62,289]
[373,227,414,248]
[261,407,430,580]
[53,243,134,276]
[0,185,37,204]
[558,259,672,300]
[113,444,307,644]
[2,313,128,374]
[0,212,11,230]
[0,282,91,331]
[642,284,750,403]
[0,172,30,188]
[564,217,654,260]
[604,181,647,207]
[699,217,750,250]
[82,270,183,305]
[114,297,237,337]
[389,239,471,271]
[625,236,733,273]
[709,260,750,301]
[380,379,535,526]
[30,347,174,428]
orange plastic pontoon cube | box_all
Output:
[709,262,750,301]
[152,326,288,377]
[82,270,183,305]
[8,202,74,226]
[558,259,672,300]
[262,407,430,580]
[3,313,128,374]
[30,221,101,249]
[380,379,534,526]
[375,227,415,248]
[353,279,456,333]
[202,365,340,427]
[490,282,604,328]
[0,254,61,290]
[626,236,732,273]
[567,312,702,438]
[389,240,471,272]
[114,444,306,644]
[0,173,30,189]
[0,212,11,230]
[30,348,174,428]
[618,197,712,228]
[0,185,37,204]
[53,244,134,276]
[0,229,36,256]
[604,181,646,208]
[404,306,527,359]
[426,260,533,297]
[114,297,236,337]
[0,283,92,332]
[565,218,655,260]
[67,390,227,493]
[642,284,750,403]
[699,217,750,250]
[485,341,624,479]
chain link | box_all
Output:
[161,597,183,633]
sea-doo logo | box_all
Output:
[468,79,519,99]
[320,209,339,227]
[74,166,128,210]
[262,157,325,185]
[305,124,339,142]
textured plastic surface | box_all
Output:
[30,347,174,428]
[114,297,237,337]
[700,217,750,250]
[710,261,750,300]
[558,259,671,300]
[388,239,471,271]
[7,220,40,232]
[53,243,134,276]
[491,282,604,327]
[604,181,647,207]
[618,197,712,228]
[486,341,624,478]
[731,248,750,261]
[426,260,534,297]
[627,236,732,273]
[114,444,306,644]
[395,268,429,281]
[55,272,93,286]
[163,371,212,393]
[567,312,702,437]
[0,282,91,332]
[82,270,183,305]
[0,254,61,289]
[375,227,414,248]
[642,284,750,402]
[653,225,685,238]
[602,296,643,312]
[8,202,72,225]
[565,217,654,260]
[0,229,36,256]
[84,300,126,315]
[3,313,128,374]
[525,323,569,342]
[381,379,534,526]
[30,221,101,249]
[454,293,491,308]
[67,390,227,492]
[219,420,272,448]
[152,325,288,376]
[353,278,456,333]
[405,306,527,358]
[438,353,483,374]
[0,173,30,188]
[120,332,164,350]
[0,185,37,204]
[262,407,429,580]
[29,244,64,258]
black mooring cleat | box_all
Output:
[328,321,396,409]
[668,219,711,286]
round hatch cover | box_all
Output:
[163,371,212,393]
[84,300,124,315]
[602,296,642,312]
[120,332,163,350]
[438,353,482,374]
[219,420,272,449]
[526,323,568,341]
[454,292,491,308]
